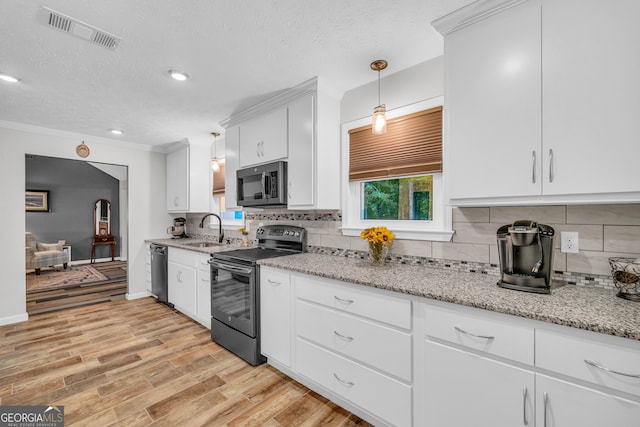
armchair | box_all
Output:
[25,232,70,275]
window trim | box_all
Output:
[341,97,454,242]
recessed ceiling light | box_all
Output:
[109,129,123,135]
[169,70,189,81]
[0,73,19,83]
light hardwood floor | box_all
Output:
[0,297,374,426]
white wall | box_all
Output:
[0,123,168,325]
[341,57,444,123]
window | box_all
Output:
[341,97,453,241]
[363,175,433,220]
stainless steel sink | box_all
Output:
[182,241,225,248]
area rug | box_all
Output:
[26,265,109,292]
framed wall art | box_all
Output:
[25,190,50,212]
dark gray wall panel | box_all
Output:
[25,155,121,261]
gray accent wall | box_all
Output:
[25,155,121,261]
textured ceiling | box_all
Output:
[0,0,474,147]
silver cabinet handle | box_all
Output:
[584,359,640,378]
[532,150,536,184]
[334,295,354,304]
[173,196,179,207]
[267,279,281,286]
[333,373,354,387]
[543,392,549,427]
[523,386,529,426]
[334,330,354,341]
[177,270,182,283]
[548,149,554,183]
[454,326,495,341]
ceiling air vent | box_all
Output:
[40,6,121,50]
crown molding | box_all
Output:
[220,76,319,129]
[431,0,528,36]
[0,120,163,152]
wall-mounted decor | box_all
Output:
[25,190,50,212]
[75,141,90,158]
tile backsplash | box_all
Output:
[185,203,640,290]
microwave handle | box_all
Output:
[262,172,270,198]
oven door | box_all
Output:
[209,259,256,337]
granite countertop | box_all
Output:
[145,237,241,254]
[258,252,640,341]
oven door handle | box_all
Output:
[208,259,253,275]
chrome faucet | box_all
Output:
[199,213,224,243]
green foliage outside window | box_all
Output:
[362,176,432,221]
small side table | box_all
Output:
[61,244,71,261]
[91,235,116,263]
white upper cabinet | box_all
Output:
[224,126,240,209]
[221,77,341,210]
[444,0,542,201]
[287,94,315,207]
[542,0,640,197]
[435,0,640,205]
[166,140,210,213]
[238,107,288,168]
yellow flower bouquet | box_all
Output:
[238,227,249,246]
[360,226,395,265]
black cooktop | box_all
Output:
[212,225,306,265]
[213,247,297,264]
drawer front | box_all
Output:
[424,304,534,365]
[294,274,411,330]
[296,300,412,382]
[297,338,412,427]
[195,254,211,273]
[168,247,195,266]
[536,329,640,397]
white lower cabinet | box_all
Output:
[297,338,412,427]
[260,269,413,426]
[195,253,211,328]
[168,248,210,327]
[536,374,640,427]
[423,340,534,427]
[144,243,152,293]
[259,268,640,427]
[419,301,640,427]
[260,267,292,367]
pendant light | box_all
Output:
[370,59,388,135]
[210,132,221,172]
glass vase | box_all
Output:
[368,242,388,266]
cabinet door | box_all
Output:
[239,108,288,167]
[542,0,640,196]
[260,268,292,367]
[446,0,541,200]
[168,261,196,317]
[423,340,534,427]
[166,145,189,211]
[287,93,314,207]
[536,374,640,427]
[224,126,239,209]
[196,255,211,328]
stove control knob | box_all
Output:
[294,232,300,237]
[284,231,290,235]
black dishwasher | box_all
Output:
[150,244,173,307]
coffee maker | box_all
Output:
[496,220,555,294]
[167,217,188,239]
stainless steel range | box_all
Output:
[208,225,306,365]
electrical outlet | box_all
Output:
[561,231,579,253]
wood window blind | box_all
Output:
[348,106,442,181]
[212,163,225,195]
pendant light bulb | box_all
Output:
[210,131,221,172]
[370,60,388,135]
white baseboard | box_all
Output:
[126,291,152,300]
[0,312,28,326]
[71,257,125,265]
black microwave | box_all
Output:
[237,160,287,207]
